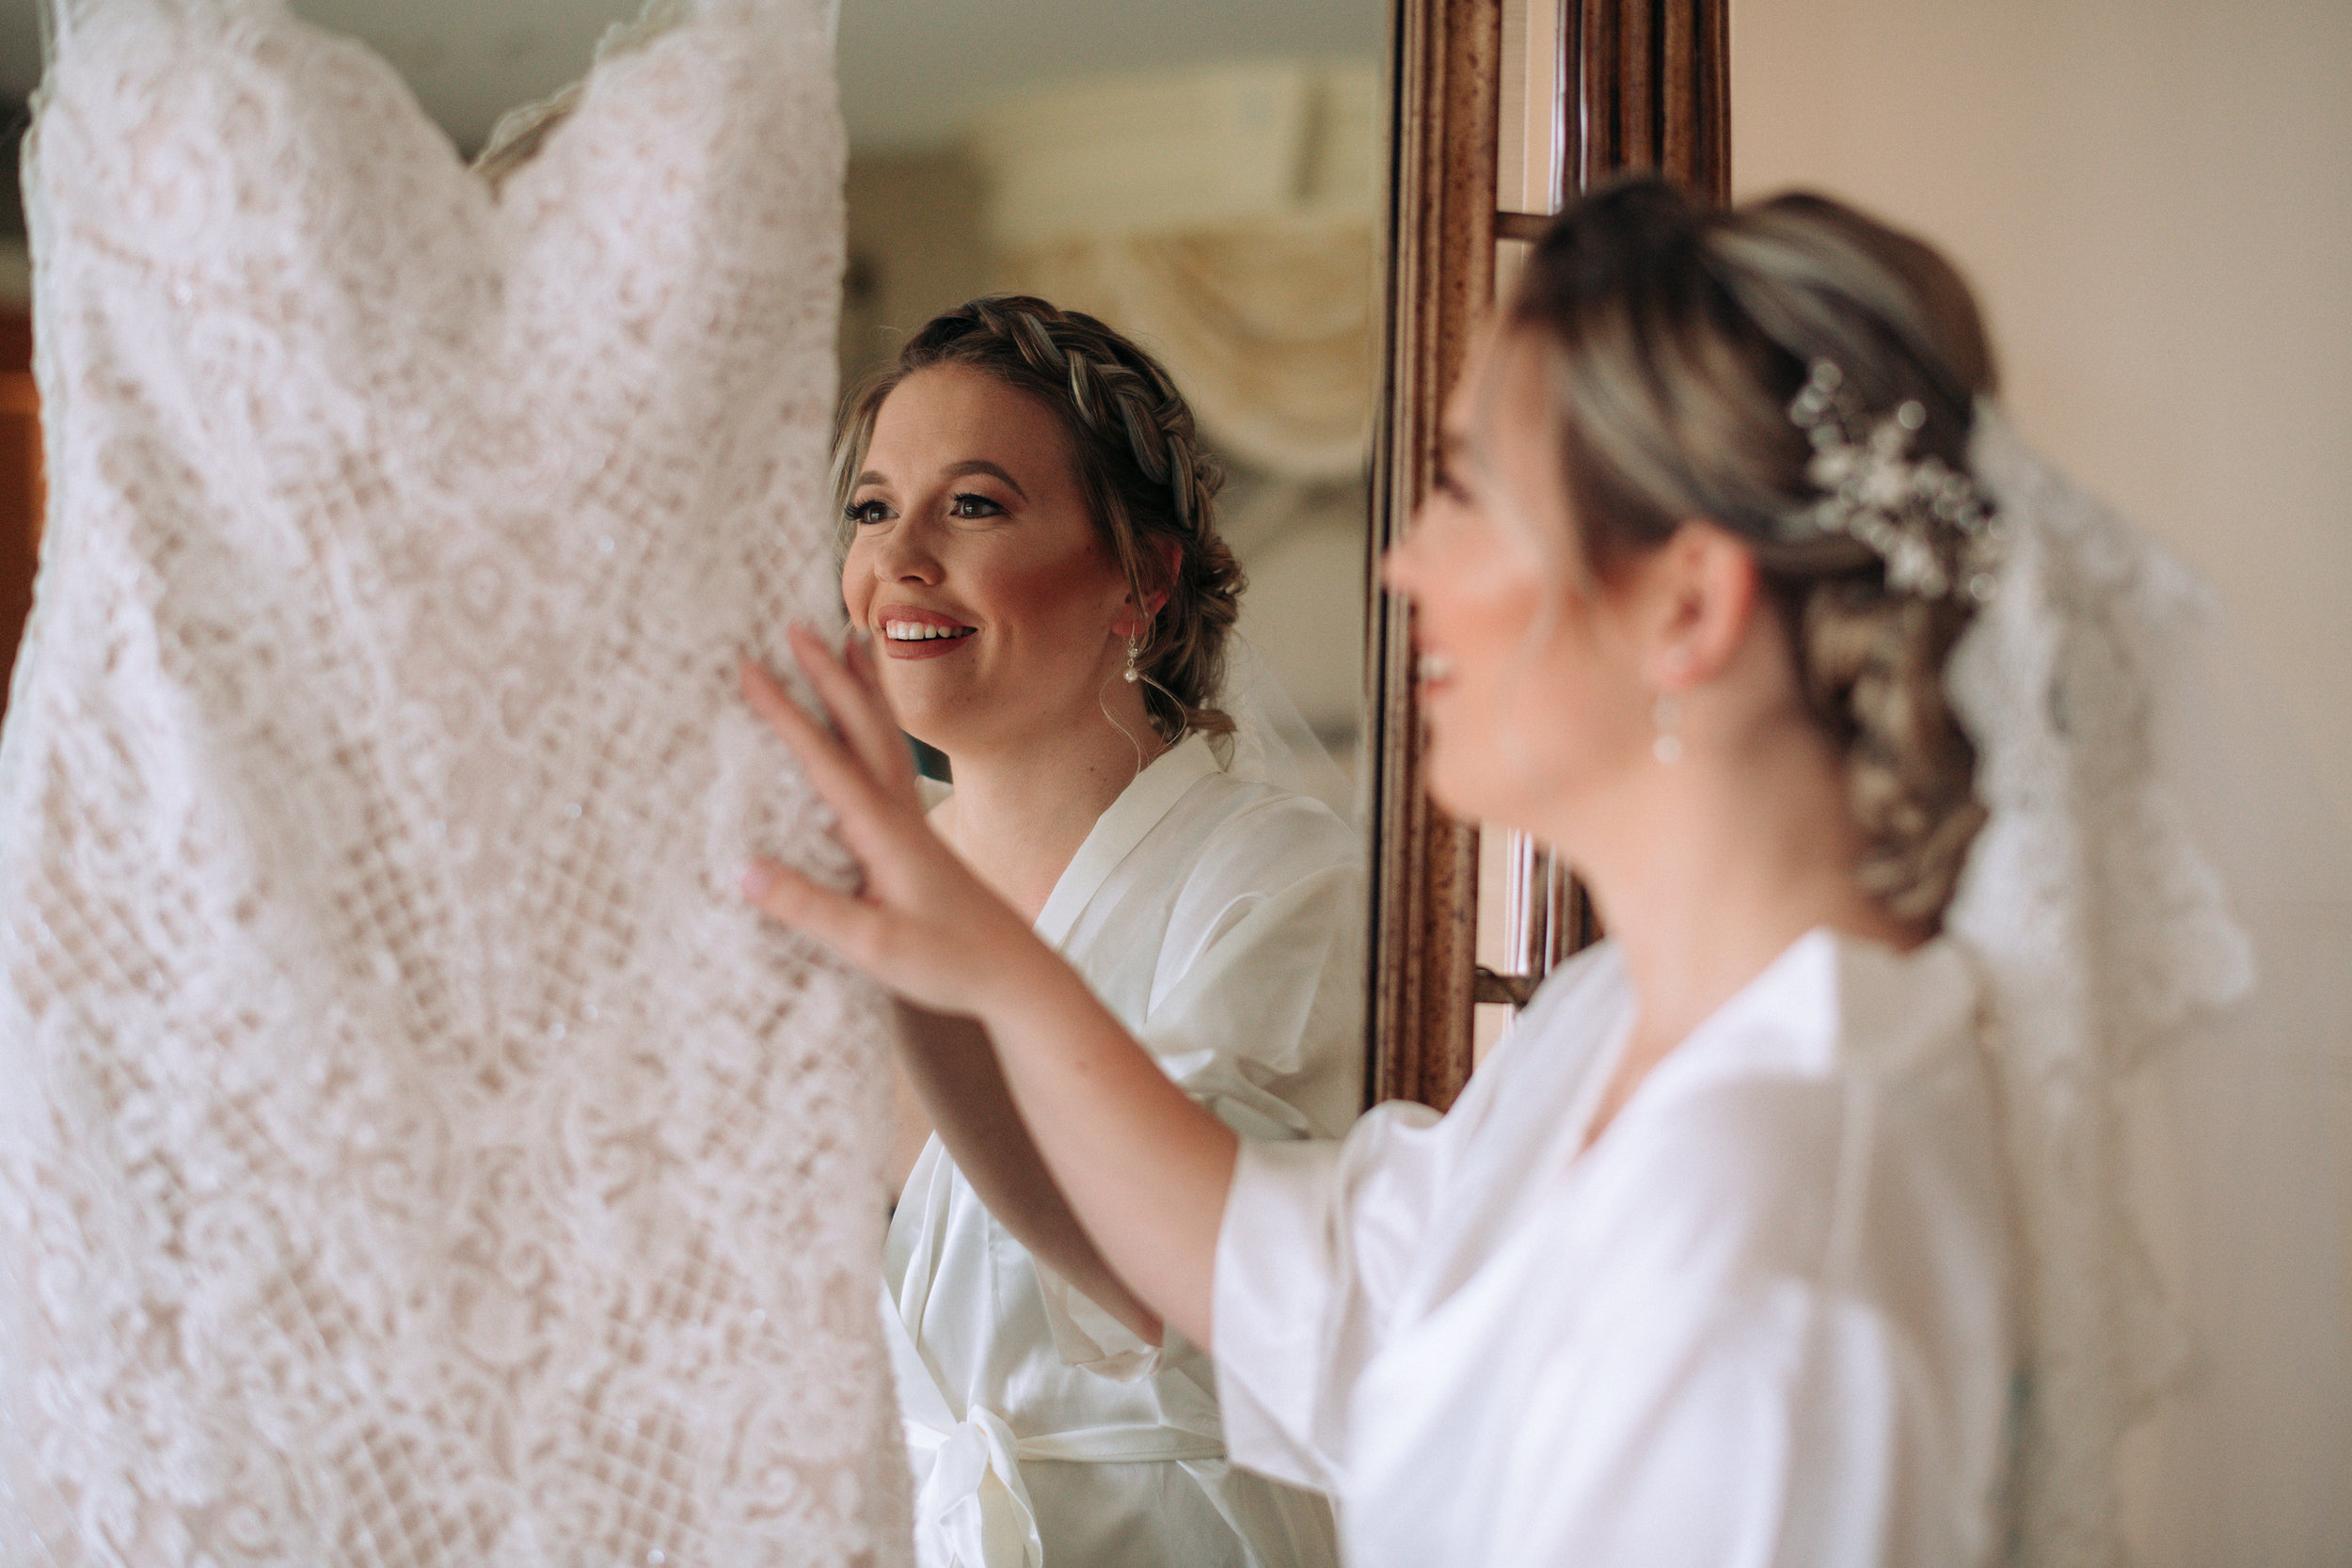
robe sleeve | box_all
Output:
[1205,1100,1447,1490]
[1039,797,1368,1378]
[1198,946,1600,1490]
[1140,855,1365,1142]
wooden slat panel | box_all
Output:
[1572,0,1613,188]
[1616,0,1654,168]
[1661,0,1693,177]
[1566,0,1729,201]
[1479,0,1729,1030]
[1365,0,1501,1112]
[1370,0,1727,1112]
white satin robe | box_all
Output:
[884,734,1361,1568]
[1212,930,2019,1568]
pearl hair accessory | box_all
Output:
[1787,358,2005,604]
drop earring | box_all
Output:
[1654,645,1693,763]
[1652,694,1683,765]
[1123,633,1142,682]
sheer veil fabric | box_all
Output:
[1950,413,2352,1566]
[0,1,912,1562]
[1211,634,1359,823]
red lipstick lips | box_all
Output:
[875,604,977,660]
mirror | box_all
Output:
[836,0,1386,816]
[836,8,1389,1561]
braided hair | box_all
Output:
[833,296,1241,744]
[1509,180,1995,927]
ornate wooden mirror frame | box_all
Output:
[1366,0,1728,1111]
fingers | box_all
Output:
[842,631,922,800]
[738,657,900,856]
[743,854,988,1019]
[740,855,886,965]
[788,624,917,805]
[739,655,831,760]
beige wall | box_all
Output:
[1734,0,2352,823]
[840,152,995,391]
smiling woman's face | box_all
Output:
[840,363,1139,758]
[1384,332,1654,834]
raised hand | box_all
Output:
[741,624,1234,1347]
[738,624,1044,1016]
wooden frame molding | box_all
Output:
[1364,0,1500,1112]
[1569,0,1730,200]
[1367,0,1729,1113]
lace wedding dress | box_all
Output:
[0,2,911,1562]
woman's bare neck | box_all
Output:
[933,718,1168,924]
[1565,717,1924,1146]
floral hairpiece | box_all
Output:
[1787,358,2003,604]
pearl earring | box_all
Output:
[1654,646,1693,763]
[1123,633,1142,682]
[1652,694,1683,765]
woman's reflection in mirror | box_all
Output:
[829,297,1359,1568]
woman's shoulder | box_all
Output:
[1644,930,1981,1098]
[1156,762,1363,888]
[1577,933,2003,1287]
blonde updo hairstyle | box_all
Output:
[1514,179,1995,926]
[833,296,1241,745]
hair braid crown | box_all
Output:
[833,295,1242,743]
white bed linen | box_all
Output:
[885,733,1359,1568]
[1213,930,2017,1568]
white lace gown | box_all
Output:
[886,735,1357,1568]
[1212,930,2017,1568]
[0,2,910,1562]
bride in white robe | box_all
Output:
[818,296,1356,1567]
[887,729,1359,1568]
[747,180,2352,1566]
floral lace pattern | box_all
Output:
[1947,412,2255,1567]
[0,2,910,1562]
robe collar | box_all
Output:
[1033,732,1220,951]
[1538,929,1977,1152]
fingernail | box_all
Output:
[739,861,773,899]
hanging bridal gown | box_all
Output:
[0,2,910,1563]
[886,734,1358,1568]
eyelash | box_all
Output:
[843,492,1006,526]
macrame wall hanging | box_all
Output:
[0,1,910,1561]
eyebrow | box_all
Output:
[854,459,1029,501]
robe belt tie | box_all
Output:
[883,1284,1225,1568]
